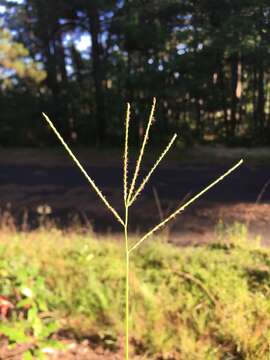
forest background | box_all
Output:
[1,0,270,148]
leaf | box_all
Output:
[27,306,38,322]
[0,323,30,343]
[22,351,33,360]
[33,318,43,338]
[38,321,59,339]
[17,298,32,308]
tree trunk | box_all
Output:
[195,98,202,140]
[257,58,265,137]
[218,56,229,141]
[87,5,106,145]
[230,53,239,140]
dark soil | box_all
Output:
[0,155,269,243]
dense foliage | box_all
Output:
[1,227,270,358]
[1,0,270,146]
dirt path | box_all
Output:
[0,162,269,203]
[0,153,270,243]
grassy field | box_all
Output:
[0,225,270,359]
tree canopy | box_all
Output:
[0,28,45,86]
[0,0,270,147]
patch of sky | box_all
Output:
[177,43,187,55]
[7,0,24,3]
[76,33,91,52]
[0,68,16,79]
[62,31,91,55]
[66,65,73,75]
[109,44,120,53]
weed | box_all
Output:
[2,229,270,358]
[42,99,242,359]
[215,221,261,249]
[0,250,61,359]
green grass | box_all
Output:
[1,227,270,359]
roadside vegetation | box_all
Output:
[1,224,270,359]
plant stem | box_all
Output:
[124,205,129,360]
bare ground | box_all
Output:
[0,338,127,360]
[0,147,269,243]
[0,147,270,234]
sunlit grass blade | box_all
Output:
[42,113,124,227]
[129,133,177,206]
[124,103,130,206]
[123,103,131,360]
[127,97,156,204]
[128,159,243,253]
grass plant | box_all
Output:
[2,228,270,359]
[42,99,243,359]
